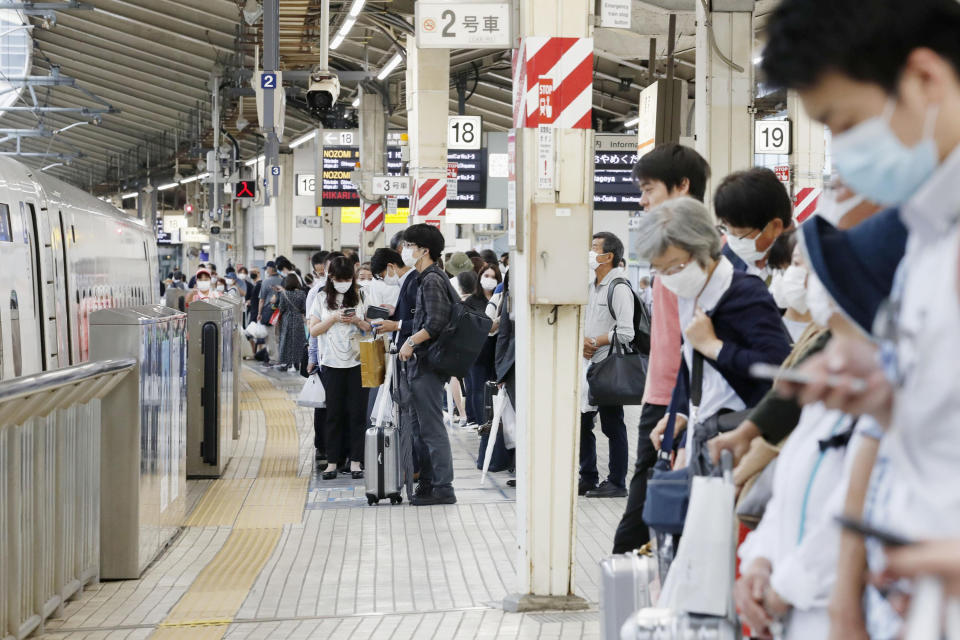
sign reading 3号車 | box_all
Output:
[416,2,512,49]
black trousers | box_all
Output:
[322,365,369,465]
[612,403,667,553]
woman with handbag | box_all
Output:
[308,256,372,481]
[275,273,307,372]
[634,197,791,463]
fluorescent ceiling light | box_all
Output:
[377,53,402,80]
[158,182,180,191]
[180,174,202,184]
[330,33,345,50]
[340,16,356,33]
[121,192,138,199]
[198,172,210,179]
[352,96,360,107]
[290,131,317,148]
[244,155,265,167]
[623,116,640,128]
[348,0,365,17]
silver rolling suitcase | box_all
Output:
[600,548,657,640]
[619,610,738,640]
[364,423,403,505]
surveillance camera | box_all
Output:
[306,68,340,115]
[243,0,263,25]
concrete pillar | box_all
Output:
[276,151,294,257]
[405,35,449,228]
[504,0,592,613]
[787,90,826,193]
[695,1,755,204]
[359,89,387,258]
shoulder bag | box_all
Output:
[585,279,649,406]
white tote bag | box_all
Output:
[296,372,326,408]
[501,392,516,450]
[658,475,736,617]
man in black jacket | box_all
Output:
[397,224,457,506]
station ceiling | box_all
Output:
[3,0,778,190]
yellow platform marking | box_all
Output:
[152,368,305,639]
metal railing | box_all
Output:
[0,358,135,640]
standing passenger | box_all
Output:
[276,273,307,372]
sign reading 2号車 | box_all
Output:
[416,2,512,49]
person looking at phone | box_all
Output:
[308,256,372,481]
[367,248,404,311]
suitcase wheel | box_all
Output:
[366,494,379,506]
[390,495,403,505]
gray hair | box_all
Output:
[634,197,722,267]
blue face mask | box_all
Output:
[831,101,939,207]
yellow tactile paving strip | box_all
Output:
[152,368,305,639]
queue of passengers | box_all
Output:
[174,227,515,506]
[577,0,960,638]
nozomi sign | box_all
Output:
[415,2,512,49]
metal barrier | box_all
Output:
[0,359,135,640]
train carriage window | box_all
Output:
[10,291,21,377]
[0,203,12,242]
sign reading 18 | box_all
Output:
[450,120,475,145]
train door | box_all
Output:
[24,202,54,370]
[48,210,73,367]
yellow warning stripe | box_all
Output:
[153,368,306,639]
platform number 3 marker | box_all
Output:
[448,115,482,150]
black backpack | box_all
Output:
[607,277,651,355]
[422,272,494,378]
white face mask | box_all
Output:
[333,281,352,294]
[806,272,837,328]
[226,277,235,286]
[726,228,770,265]
[384,271,400,286]
[358,280,371,288]
[238,273,247,280]
[401,246,418,267]
[197,280,211,292]
[780,265,809,313]
[480,277,498,291]
[316,275,327,288]
[216,285,225,293]
[588,250,600,271]
[659,261,709,299]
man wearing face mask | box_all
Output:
[368,248,405,310]
[579,232,634,498]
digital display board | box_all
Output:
[319,146,487,208]
[156,216,174,244]
[594,150,642,211]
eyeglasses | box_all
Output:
[650,261,690,277]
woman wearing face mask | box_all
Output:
[308,256,373,480]
[714,167,796,279]
[185,268,214,305]
[634,197,792,458]
[770,242,814,343]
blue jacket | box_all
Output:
[391,270,421,344]
[667,270,792,417]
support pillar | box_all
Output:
[787,90,826,193]
[359,89,387,258]
[504,0,592,613]
[275,151,294,258]
[405,35,449,232]
[695,1,755,204]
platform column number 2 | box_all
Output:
[448,115,482,150]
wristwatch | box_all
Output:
[588,337,598,348]
[406,338,416,349]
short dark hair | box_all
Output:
[761,0,960,92]
[481,249,498,265]
[465,250,480,259]
[370,248,403,275]
[632,143,710,202]
[403,224,445,261]
[592,231,625,266]
[325,251,344,265]
[348,252,360,265]
[283,273,300,291]
[323,256,360,310]
[311,250,329,267]
[456,270,477,296]
[714,168,793,230]
[207,263,217,273]
[275,256,292,272]
[389,230,405,251]
[470,256,485,273]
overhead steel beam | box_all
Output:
[0,1,91,10]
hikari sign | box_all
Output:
[415,2,512,49]
[234,180,256,198]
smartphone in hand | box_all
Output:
[835,515,913,547]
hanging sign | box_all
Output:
[416,2,512,49]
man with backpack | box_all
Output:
[580,231,637,498]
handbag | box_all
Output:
[585,328,648,406]
[359,338,386,388]
[296,371,326,408]
[268,308,281,326]
[423,272,493,378]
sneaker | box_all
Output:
[477,422,492,436]
[465,422,479,431]
[411,490,457,506]
[414,483,433,498]
[506,479,516,487]
[585,481,627,498]
[578,481,598,496]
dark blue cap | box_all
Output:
[265,260,276,269]
[802,207,908,335]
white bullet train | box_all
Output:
[0,157,159,379]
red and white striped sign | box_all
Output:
[411,177,446,223]
[362,201,384,232]
[513,36,593,129]
[794,187,822,223]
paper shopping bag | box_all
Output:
[359,339,386,388]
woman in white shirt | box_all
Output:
[308,256,373,481]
